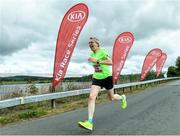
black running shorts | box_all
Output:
[92,76,113,90]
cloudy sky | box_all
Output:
[0,0,180,77]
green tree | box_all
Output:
[175,56,180,76]
[146,70,156,80]
[158,72,165,78]
[167,66,177,77]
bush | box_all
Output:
[0,116,17,125]
[167,66,177,77]
[145,70,156,80]
[28,84,39,94]
[18,109,47,119]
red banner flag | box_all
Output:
[141,48,162,80]
[112,32,134,82]
[52,3,89,88]
[156,52,167,78]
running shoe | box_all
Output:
[78,120,93,131]
[121,94,127,109]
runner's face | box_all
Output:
[89,41,99,51]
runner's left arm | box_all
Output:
[99,57,112,65]
[99,49,112,65]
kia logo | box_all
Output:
[151,51,161,57]
[118,36,132,43]
[67,10,86,22]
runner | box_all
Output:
[78,37,127,131]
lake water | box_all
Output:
[0,82,91,100]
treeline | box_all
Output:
[0,76,52,84]
[0,72,165,84]
[63,74,140,82]
[0,74,141,83]
[167,56,180,77]
[145,70,164,80]
[63,73,163,82]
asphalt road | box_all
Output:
[1,80,180,135]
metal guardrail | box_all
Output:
[0,77,179,109]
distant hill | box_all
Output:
[0,75,52,82]
[0,75,93,83]
[0,74,148,83]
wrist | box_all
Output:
[96,60,101,64]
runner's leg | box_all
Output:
[107,88,123,101]
[88,85,101,122]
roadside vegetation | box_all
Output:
[167,56,180,77]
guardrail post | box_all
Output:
[140,84,143,89]
[114,89,117,94]
[51,86,56,109]
[130,86,132,93]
